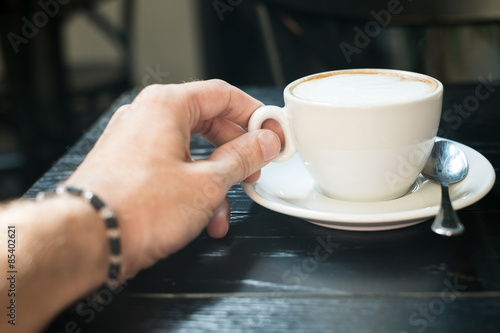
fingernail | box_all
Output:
[258,131,280,162]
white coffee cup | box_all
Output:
[249,69,443,202]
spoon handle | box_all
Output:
[431,183,465,236]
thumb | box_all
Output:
[206,129,281,186]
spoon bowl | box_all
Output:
[422,139,469,236]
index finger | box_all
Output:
[184,79,264,129]
[133,80,263,131]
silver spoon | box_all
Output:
[422,140,468,236]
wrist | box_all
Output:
[45,184,123,289]
[0,197,109,331]
[35,196,110,292]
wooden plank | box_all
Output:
[48,295,500,333]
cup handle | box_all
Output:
[248,105,296,162]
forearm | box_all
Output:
[0,197,108,332]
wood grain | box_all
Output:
[34,86,500,332]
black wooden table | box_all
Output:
[27,85,500,333]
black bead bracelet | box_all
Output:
[36,183,122,290]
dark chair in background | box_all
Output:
[0,0,134,199]
[199,0,500,85]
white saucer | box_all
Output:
[242,139,495,231]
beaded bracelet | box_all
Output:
[36,183,122,290]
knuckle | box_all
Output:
[107,104,131,125]
[207,78,229,88]
[226,144,253,181]
[114,104,130,116]
[139,83,163,97]
[137,84,185,105]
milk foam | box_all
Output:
[292,73,435,106]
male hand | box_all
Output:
[67,80,281,278]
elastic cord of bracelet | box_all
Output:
[36,184,122,290]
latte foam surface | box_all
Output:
[292,73,435,106]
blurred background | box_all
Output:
[1,0,500,199]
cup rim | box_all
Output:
[285,68,443,107]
